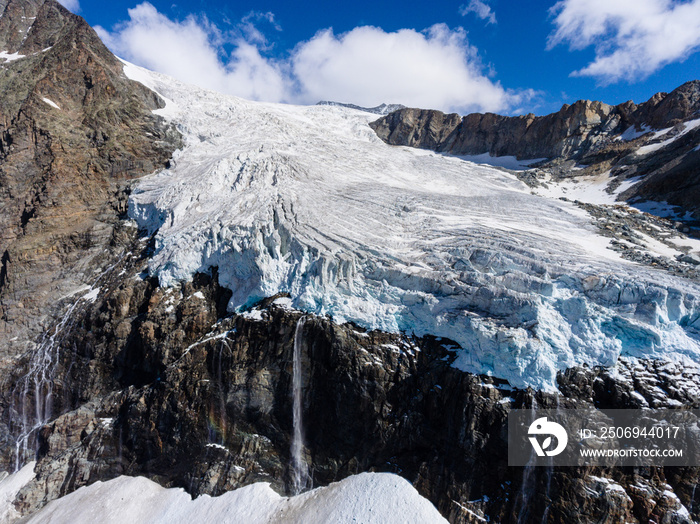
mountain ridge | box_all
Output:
[0,0,181,367]
[370,80,700,219]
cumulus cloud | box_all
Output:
[57,0,80,12]
[95,3,288,102]
[459,0,497,25]
[96,2,520,114]
[291,25,509,112]
[548,0,700,83]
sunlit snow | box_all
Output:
[0,50,25,62]
[123,61,700,390]
[22,472,447,524]
[636,117,700,156]
[41,97,60,109]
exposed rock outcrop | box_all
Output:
[370,81,700,218]
[0,0,181,369]
[0,2,699,523]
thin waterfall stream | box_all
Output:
[9,255,126,471]
[290,316,311,495]
[10,299,82,471]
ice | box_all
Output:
[123,62,700,391]
[24,472,448,524]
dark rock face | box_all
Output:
[372,100,620,161]
[370,81,700,218]
[0,0,181,369]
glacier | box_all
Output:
[123,61,700,390]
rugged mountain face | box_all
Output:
[0,0,181,370]
[1,1,700,523]
[370,81,700,218]
[4,241,699,523]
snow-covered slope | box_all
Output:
[22,472,447,524]
[0,462,35,524]
[123,62,700,390]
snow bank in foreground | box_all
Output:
[123,61,700,390]
[25,472,447,524]
[0,461,35,524]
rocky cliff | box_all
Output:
[4,239,698,523]
[370,81,700,219]
[0,0,181,371]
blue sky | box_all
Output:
[64,0,700,115]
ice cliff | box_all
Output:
[124,62,700,390]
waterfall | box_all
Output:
[290,316,311,495]
[516,396,538,523]
[690,482,697,515]
[9,254,126,471]
[10,298,81,471]
[539,397,559,524]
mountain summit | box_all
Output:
[0,0,180,361]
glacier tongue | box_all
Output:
[124,62,700,390]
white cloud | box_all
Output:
[57,0,80,12]
[459,0,497,25]
[96,2,521,114]
[291,25,509,112]
[95,3,288,102]
[548,0,700,83]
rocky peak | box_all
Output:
[371,82,700,161]
[0,0,181,368]
[634,80,700,129]
[370,107,462,150]
[372,98,622,161]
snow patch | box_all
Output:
[457,152,546,171]
[630,200,695,221]
[636,118,700,156]
[41,97,60,110]
[533,172,642,206]
[272,296,294,309]
[616,125,651,142]
[24,472,447,524]
[0,461,36,523]
[82,287,100,303]
[0,50,25,62]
